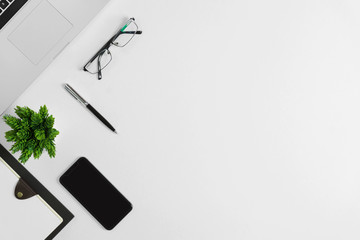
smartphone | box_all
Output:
[60,157,132,230]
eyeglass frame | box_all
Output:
[83,18,142,80]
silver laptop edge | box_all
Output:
[0,0,109,115]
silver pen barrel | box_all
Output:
[64,84,88,107]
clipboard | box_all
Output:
[0,144,74,240]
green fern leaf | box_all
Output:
[15,106,33,119]
[48,128,60,140]
[45,115,55,129]
[34,129,46,140]
[4,115,21,130]
[5,130,17,142]
[33,144,43,159]
[30,112,42,129]
[45,140,56,158]
[39,105,49,119]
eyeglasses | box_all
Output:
[83,18,142,80]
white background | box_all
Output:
[2,0,360,239]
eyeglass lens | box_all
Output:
[112,19,138,47]
[85,49,112,74]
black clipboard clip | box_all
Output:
[0,144,74,240]
[15,178,37,200]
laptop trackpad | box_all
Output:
[8,1,72,65]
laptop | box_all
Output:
[0,0,109,115]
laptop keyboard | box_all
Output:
[0,0,27,30]
[0,0,12,15]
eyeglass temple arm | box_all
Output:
[121,30,142,34]
[96,49,107,80]
[111,30,142,41]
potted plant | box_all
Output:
[3,105,59,164]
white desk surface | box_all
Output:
[2,0,360,239]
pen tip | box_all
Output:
[114,130,118,134]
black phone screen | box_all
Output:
[60,157,132,230]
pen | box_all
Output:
[64,84,117,134]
